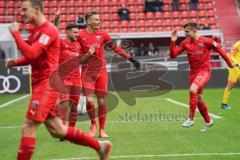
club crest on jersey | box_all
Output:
[96,35,102,41]
[198,43,204,48]
[39,34,50,45]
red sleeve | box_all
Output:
[108,43,131,59]
[11,30,57,61]
[169,40,185,58]
[15,56,30,66]
[207,38,234,68]
[103,32,112,44]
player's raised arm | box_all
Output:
[169,30,185,58]
[9,22,45,61]
[209,39,234,68]
[54,9,61,28]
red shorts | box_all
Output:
[26,79,60,122]
[59,77,81,104]
[81,68,108,97]
[189,70,211,94]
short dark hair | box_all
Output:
[66,23,79,31]
[183,22,198,30]
[84,11,98,22]
[23,0,44,12]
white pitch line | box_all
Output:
[0,94,30,109]
[165,98,222,119]
[51,152,240,160]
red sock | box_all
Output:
[86,102,96,125]
[64,127,100,151]
[198,101,211,123]
[98,104,106,130]
[69,105,78,127]
[189,92,198,120]
[17,137,36,160]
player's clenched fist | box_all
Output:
[5,59,16,68]
[9,22,20,33]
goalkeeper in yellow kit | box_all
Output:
[221,41,240,109]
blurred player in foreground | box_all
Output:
[6,0,111,159]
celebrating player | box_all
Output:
[78,12,140,137]
[169,22,234,131]
[6,1,111,159]
[221,41,240,109]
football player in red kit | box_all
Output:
[169,22,234,131]
[6,1,111,159]
[78,12,140,137]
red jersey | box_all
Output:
[78,29,111,70]
[59,38,81,80]
[170,36,233,74]
[15,21,60,84]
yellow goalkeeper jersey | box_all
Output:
[229,41,240,64]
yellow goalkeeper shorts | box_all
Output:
[228,67,240,83]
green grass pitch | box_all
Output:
[0,88,240,160]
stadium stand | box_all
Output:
[0,0,218,33]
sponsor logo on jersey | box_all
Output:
[39,34,50,45]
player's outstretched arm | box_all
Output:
[9,22,44,61]
[211,42,234,68]
[169,31,184,58]
[106,42,141,70]
[5,57,30,68]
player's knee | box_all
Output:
[189,88,197,93]
[227,82,235,89]
[48,128,65,138]
[21,124,35,136]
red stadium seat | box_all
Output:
[68,7,75,14]
[163,5,171,11]
[129,21,136,27]
[0,8,5,15]
[105,28,111,33]
[198,3,205,10]
[180,4,187,11]
[60,7,67,14]
[61,14,67,22]
[103,21,110,28]
[77,7,84,14]
[181,11,189,18]
[179,0,187,3]
[102,7,110,13]
[146,27,155,32]
[130,13,136,20]
[206,3,214,10]
[128,0,135,5]
[130,27,137,32]
[68,0,75,7]
[208,17,217,25]
[138,20,145,27]
[77,1,84,6]
[173,26,182,31]
[92,0,101,6]
[111,6,118,13]
[136,0,144,5]
[190,18,198,23]
[112,28,119,33]
[146,12,154,19]
[120,20,128,27]
[69,14,76,21]
[137,13,145,20]
[129,6,137,12]
[112,13,119,20]
[155,12,163,19]
[189,11,198,18]
[207,10,215,17]
[8,8,15,15]
[156,19,163,26]
[163,12,171,19]
[163,19,172,26]
[51,1,58,7]
[156,27,163,31]
[137,6,144,12]
[111,0,118,6]
[211,25,217,29]
[164,26,172,31]
[172,11,181,19]
[139,27,145,32]
[146,20,154,27]
[198,10,206,17]
[173,19,181,26]
[85,0,92,6]
[59,0,67,7]
[112,21,119,28]
[162,0,173,4]
[181,18,188,25]
[199,18,207,24]
[120,27,128,33]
